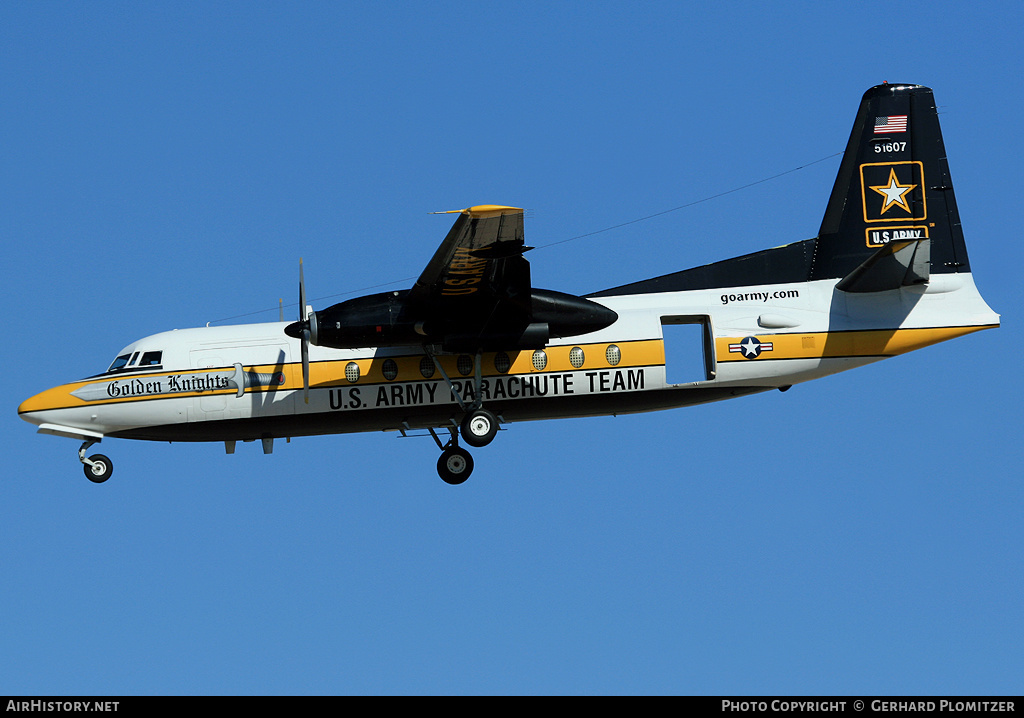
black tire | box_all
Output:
[460,408,498,448]
[437,447,474,485]
[83,454,113,483]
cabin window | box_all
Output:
[419,356,435,379]
[345,362,360,383]
[494,352,511,374]
[605,344,621,366]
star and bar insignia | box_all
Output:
[729,336,774,359]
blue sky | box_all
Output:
[3,1,1021,695]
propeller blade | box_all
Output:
[301,328,310,404]
[298,258,310,403]
[298,257,307,321]
[282,259,315,403]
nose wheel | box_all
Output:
[79,440,113,483]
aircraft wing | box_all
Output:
[408,205,534,334]
[288,203,614,352]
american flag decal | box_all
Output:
[874,115,908,133]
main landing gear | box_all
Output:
[428,409,498,485]
[432,428,474,485]
[79,439,113,483]
[460,407,498,447]
[424,349,502,484]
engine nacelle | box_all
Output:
[285,289,617,350]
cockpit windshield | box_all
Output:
[107,353,133,372]
[106,350,162,374]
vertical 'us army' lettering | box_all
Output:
[441,247,488,295]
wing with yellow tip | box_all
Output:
[409,205,531,307]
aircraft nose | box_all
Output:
[18,384,82,429]
[19,390,50,425]
[18,377,114,447]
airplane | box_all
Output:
[18,83,999,485]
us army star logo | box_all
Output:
[870,167,917,215]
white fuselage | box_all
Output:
[18,272,998,446]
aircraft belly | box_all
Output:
[110,366,666,440]
[107,382,774,442]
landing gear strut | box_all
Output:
[424,348,503,483]
[79,439,113,483]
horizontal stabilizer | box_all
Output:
[836,239,930,293]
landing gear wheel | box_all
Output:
[460,408,498,448]
[83,454,113,483]
[437,447,474,485]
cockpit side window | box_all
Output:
[139,351,162,367]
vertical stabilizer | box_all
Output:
[811,84,970,285]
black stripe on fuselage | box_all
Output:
[107,384,772,443]
[588,240,815,297]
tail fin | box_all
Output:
[811,83,970,288]
[591,84,983,300]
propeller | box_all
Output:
[299,259,310,403]
[284,258,317,404]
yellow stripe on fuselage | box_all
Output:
[716,325,995,362]
[307,339,664,388]
[19,340,666,413]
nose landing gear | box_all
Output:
[79,439,113,483]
